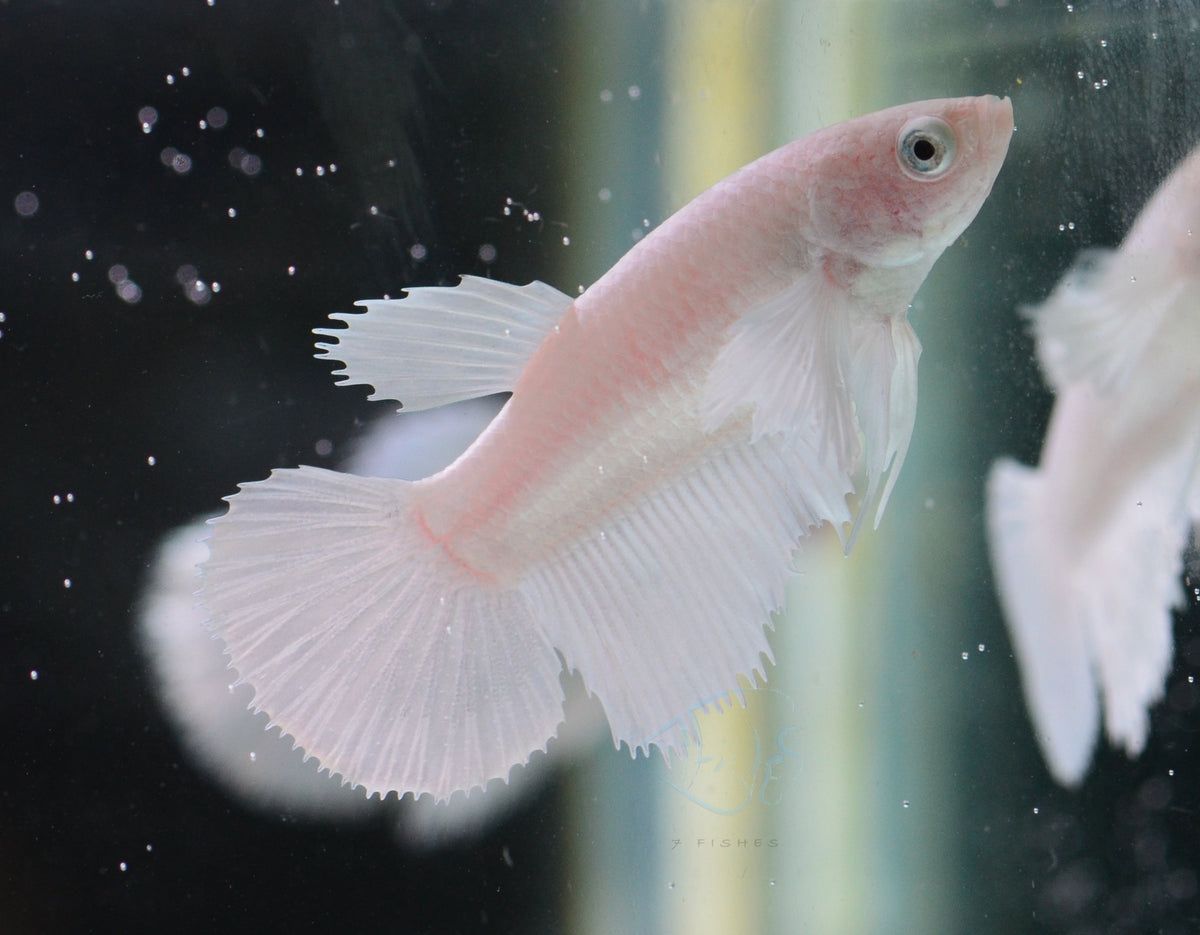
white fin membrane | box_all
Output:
[315,276,575,411]
[702,271,921,547]
[1031,248,1181,394]
[202,467,567,802]
[986,458,1100,784]
[987,457,1182,784]
[203,430,855,799]
[522,430,854,760]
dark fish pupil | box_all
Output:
[912,137,937,163]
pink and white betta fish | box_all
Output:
[201,96,1013,802]
[987,142,1200,786]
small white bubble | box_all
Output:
[1076,70,1086,79]
[63,578,72,589]
[119,862,127,872]
[1099,38,1108,48]
[295,167,304,177]
[599,89,613,103]
[1169,769,1175,777]
[628,85,641,100]
[316,165,326,177]
[561,236,571,246]
[181,66,191,77]
[961,651,969,661]
[902,800,911,809]
[84,249,94,261]
[369,205,379,216]
[52,494,61,505]
[598,187,612,203]
[255,127,265,138]
[166,74,176,85]
[554,324,561,333]
[198,119,208,130]
[1033,806,1039,815]
[147,455,157,466]
[248,751,257,763]
[227,207,237,218]
[29,670,38,681]
[666,882,675,891]
[145,844,153,853]
[599,531,607,541]
[13,191,39,217]
[211,282,221,293]
[329,163,337,173]
[71,272,80,282]
[503,328,511,336]
[978,643,986,652]
[286,265,297,276]
[597,465,605,474]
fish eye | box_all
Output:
[896,116,957,180]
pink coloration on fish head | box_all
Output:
[807,95,1013,269]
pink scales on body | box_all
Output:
[201,95,1013,803]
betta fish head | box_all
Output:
[805,95,1014,270]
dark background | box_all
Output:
[0,2,576,931]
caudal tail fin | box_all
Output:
[985,458,1100,785]
[200,466,567,803]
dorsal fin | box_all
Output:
[315,276,575,411]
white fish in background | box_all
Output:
[201,96,1013,802]
[987,142,1200,786]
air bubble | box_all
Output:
[13,191,39,217]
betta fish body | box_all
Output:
[202,96,1013,801]
[988,142,1200,786]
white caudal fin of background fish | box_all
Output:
[203,95,1013,801]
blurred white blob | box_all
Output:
[13,191,39,217]
[987,142,1200,786]
[138,397,604,843]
